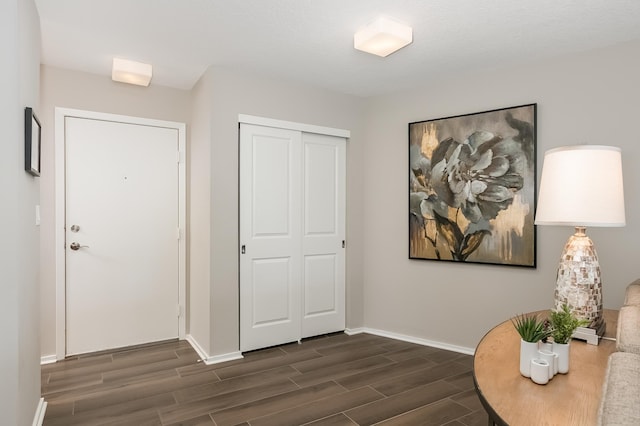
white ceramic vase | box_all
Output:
[530,358,550,385]
[537,349,556,379]
[553,341,570,374]
[520,339,539,377]
[539,341,553,352]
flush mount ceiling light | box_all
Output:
[111,58,153,86]
[354,16,413,57]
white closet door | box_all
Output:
[301,133,346,338]
[240,124,302,352]
[240,123,346,352]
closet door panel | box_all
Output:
[251,257,292,325]
[304,254,338,315]
[240,124,302,352]
[301,133,346,338]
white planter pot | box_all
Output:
[537,349,556,379]
[530,358,550,385]
[520,339,539,377]
[553,341,570,374]
[539,341,553,352]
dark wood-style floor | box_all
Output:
[42,333,488,425]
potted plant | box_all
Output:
[512,313,553,378]
[549,304,589,373]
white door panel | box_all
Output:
[301,133,346,338]
[65,117,180,355]
[251,258,293,325]
[304,142,338,235]
[240,124,301,352]
[304,254,337,315]
[253,136,293,236]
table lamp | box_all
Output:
[535,145,625,344]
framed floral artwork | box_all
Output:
[409,104,537,267]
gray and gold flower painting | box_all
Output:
[409,104,536,267]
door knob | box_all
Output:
[69,242,89,251]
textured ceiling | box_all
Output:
[35,0,640,97]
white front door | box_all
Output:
[65,115,181,355]
[240,122,346,352]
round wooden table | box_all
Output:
[473,310,617,426]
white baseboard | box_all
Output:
[42,337,245,368]
[205,351,243,365]
[187,327,473,366]
[40,355,57,365]
[185,334,244,366]
[185,334,209,361]
[346,327,475,356]
[32,398,47,426]
[344,327,365,335]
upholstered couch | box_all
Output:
[598,280,640,425]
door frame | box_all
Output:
[54,107,187,360]
[238,115,350,138]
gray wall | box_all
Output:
[38,40,638,361]
[192,66,366,356]
[38,64,367,359]
[187,69,213,353]
[362,40,640,350]
[0,0,41,423]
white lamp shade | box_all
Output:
[535,145,625,227]
[112,58,152,86]
[354,16,412,57]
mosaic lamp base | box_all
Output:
[554,226,605,345]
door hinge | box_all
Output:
[342,240,346,248]
[177,305,182,318]
[177,227,181,240]
[177,151,181,164]
[241,245,246,254]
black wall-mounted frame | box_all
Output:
[25,106,41,176]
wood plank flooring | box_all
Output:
[42,333,488,425]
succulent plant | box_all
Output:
[511,313,552,343]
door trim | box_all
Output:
[238,114,351,138]
[54,107,187,360]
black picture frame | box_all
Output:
[25,107,41,176]
[409,103,537,267]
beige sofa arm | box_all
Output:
[598,352,640,425]
[616,305,640,355]
[623,279,640,306]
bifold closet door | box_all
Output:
[240,123,345,352]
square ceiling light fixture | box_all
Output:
[354,16,413,57]
[112,58,153,86]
